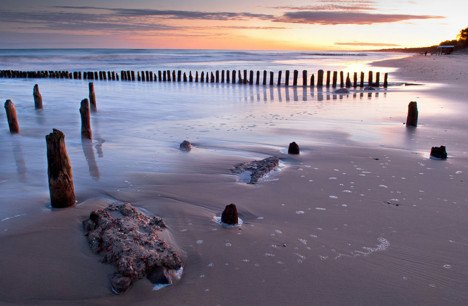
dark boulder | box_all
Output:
[221,203,238,225]
[430,146,447,159]
[288,142,300,154]
[180,140,192,151]
[110,273,133,295]
[147,266,172,285]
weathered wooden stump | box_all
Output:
[89,82,97,111]
[288,142,300,154]
[4,100,20,133]
[346,73,351,88]
[317,70,324,87]
[46,129,75,208]
[221,203,238,225]
[302,70,307,87]
[326,71,331,87]
[340,71,344,88]
[277,71,282,86]
[33,84,43,109]
[332,71,338,88]
[406,101,418,127]
[80,98,92,139]
[383,73,388,88]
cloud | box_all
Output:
[273,11,445,25]
[52,6,274,21]
[335,42,401,46]
[270,5,376,11]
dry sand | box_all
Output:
[1,51,468,306]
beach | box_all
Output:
[1,49,468,306]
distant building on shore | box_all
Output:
[437,45,455,55]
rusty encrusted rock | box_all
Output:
[83,203,181,294]
[231,156,279,184]
[221,203,238,225]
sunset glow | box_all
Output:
[0,0,466,50]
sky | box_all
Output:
[0,0,466,50]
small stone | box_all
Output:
[283,244,287,247]
[334,88,349,94]
[110,273,133,295]
[180,140,192,151]
[221,203,238,225]
[288,142,300,154]
[430,146,447,159]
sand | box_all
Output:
[1,51,468,305]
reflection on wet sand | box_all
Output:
[12,136,27,182]
[81,139,100,180]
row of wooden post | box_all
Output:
[1,69,389,88]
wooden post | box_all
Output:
[80,99,92,139]
[293,70,298,86]
[89,82,97,111]
[384,73,388,88]
[112,72,116,80]
[360,72,364,87]
[158,71,162,82]
[216,70,219,83]
[140,71,144,81]
[200,72,204,83]
[221,70,225,83]
[249,71,254,85]
[244,70,247,84]
[368,71,373,87]
[256,71,260,85]
[302,70,307,87]
[406,101,418,127]
[33,84,43,109]
[4,100,19,133]
[326,71,331,87]
[232,70,236,84]
[211,72,215,83]
[206,72,210,83]
[46,129,75,208]
[195,71,199,82]
[270,71,274,85]
[310,74,315,87]
[183,72,187,82]
[131,71,135,81]
[116,74,119,81]
[317,70,324,87]
[189,72,193,82]
[163,71,167,82]
[178,70,182,82]
[238,70,242,84]
[353,72,358,88]
[375,72,380,87]
[285,70,290,86]
[167,70,171,82]
[263,70,267,85]
[340,71,344,87]
[172,71,176,82]
[149,71,153,82]
[226,70,230,83]
[277,71,282,86]
[346,73,351,88]
[332,71,337,88]
[94,72,98,80]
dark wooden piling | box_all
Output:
[368,71,373,87]
[270,71,274,85]
[139,71,143,82]
[285,70,290,86]
[326,71,331,87]
[302,70,307,87]
[116,74,119,81]
[226,70,230,83]
[112,72,116,80]
[216,70,219,83]
[206,72,210,83]
[221,70,225,83]
[384,73,388,88]
[149,71,153,81]
[340,71,344,88]
[346,73,351,88]
[406,101,418,127]
[121,71,125,81]
[332,71,338,88]
[293,70,298,86]
[200,72,204,83]
[232,70,236,84]
[183,72,187,82]
[375,72,380,87]
[277,71,282,86]
[211,72,215,83]
[94,72,98,80]
[249,71,254,85]
[256,71,260,85]
[310,74,315,87]
[317,70,324,87]
[263,70,267,86]
[89,82,97,111]
[360,72,365,87]
[163,71,167,82]
[131,71,136,81]
[33,84,43,109]
[4,100,19,134]
[167,70,171,82]
[189,72,193,82]
[107,71,111,80]
[172,71,176,82]
[46,129,75,208]
[353,72,358,88]
[243,70,247,84]
[195,71,199,82]
[80,98,92,139]
[178,70,182,82]
[79,72,82,80]
[221,203,238,225]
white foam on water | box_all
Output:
[296,211,304,214]
[153,283,171,291]
[213,216,243,228]
[1,214,26,222]
[379,185,387,188]
[329,196,338,199]
[196,240,203,244]
[298,239,307,245]
[257,217,264,220]
[275,230,283,234]
[329,177,337,180]
[316,208,326,211]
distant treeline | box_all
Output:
[377,26,468,54]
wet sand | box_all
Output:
[1,52,468,305]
